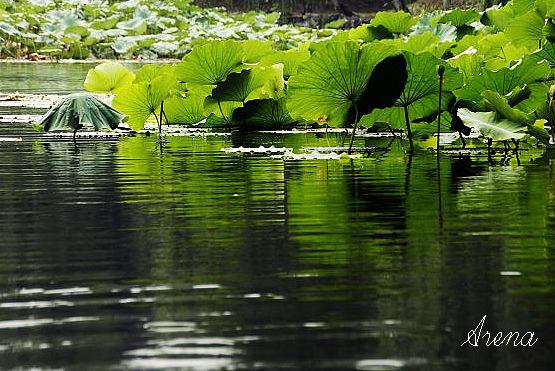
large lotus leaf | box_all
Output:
[399,32,454,58]
[448,48,484,79]
[535,40,555,65]
[457,108,526,141]
[484,43,529,71]
[360,52,460,129]
[112,73,174,130]
[514,83,550,113]
[439,9,481,28]
[211,64,284,103]
[481,4,514,31]
[455,55,551,103]
[37,93,124,132]
[360,92,452,130]
[287,41,401,127]
[116,18,147,35]
[83,61,135,94]
[175,40,247,85]
[371,11,416,35]
[409,14,457,42]
[259,47,310,78]
[164,94,206,125]
[506,10,546,50]
[232,98,294,129]
[241,40,274,63]
[203,98,241,124]
[135,64,175,83]
[398,52,462,106]
[482,90,533,125]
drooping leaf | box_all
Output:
[457,108,526,141]
[83,61,135,94]
[482,90,533,125]
[175,40,247,85]
[287,41,402,127]
[112,73,174,130]
[232,98,295,129]
[37,93,124,132]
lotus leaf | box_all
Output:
[455,55,551,103]
[457,108,526,141]
[175,40,247,85]
[112,73,174,130]
[371,11,416,35]
[37,93,124,132]
[232,98,294,129]
[84,61,135,94]
[287,41,402,127]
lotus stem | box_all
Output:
[217,99,230,127]
[437,65,445,159]
[403,105,414,153]
[348,103,359,155]
[153,111,161,135]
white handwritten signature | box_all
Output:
[461,315,538,347]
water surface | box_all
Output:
[0,63,554,370]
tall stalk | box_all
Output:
[437,65,445,159]
[348,103,359,155]
[403,106,414,153]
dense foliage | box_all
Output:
[0,0,333,59]
[37,0,555,153]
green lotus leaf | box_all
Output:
[211,64,284,104]
[287,41,402,127]
[481,3,513,31]
[482,90,533,125]
[117,18,147,36]
[513,0,536,15]
[37,93,124,132]
[360,52,461,129]
[371,11,416,35]
[457,108,526,141]
[535,40,555,65]
[506,10,546,50]
[448,48,484,79]
[84,61,135,94]
[175,40,247,85]
[241,40,274,63]
[203,97,241,124]
[400,32,454,58]
[455,55,551,103]
[232,98,294,129]
[112,73,174,130]
[164,94,206,125]
[439,9,480,27]
[259,47,310,78]
[410,14,457,42]
[135,64,175,83]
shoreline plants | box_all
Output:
[42,0,555,154]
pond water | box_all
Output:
[1,63,554,370]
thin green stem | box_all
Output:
[348,103,359,155]
[404,105,414,153]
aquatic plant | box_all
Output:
[36,93,125,138]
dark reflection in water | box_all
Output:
[1,132,555,370]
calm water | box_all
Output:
[1,64,555,370]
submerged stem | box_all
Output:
[348,103,359,155]
[404,106,414,153]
